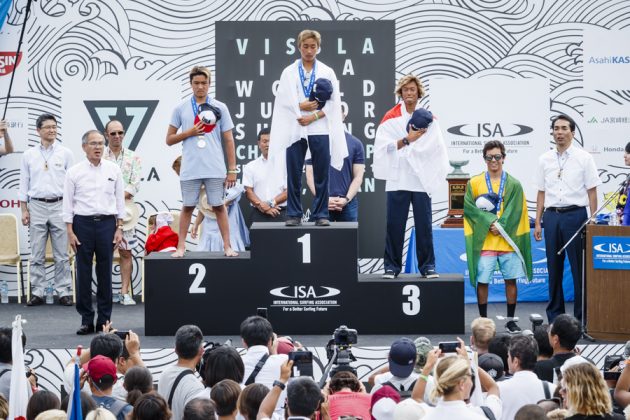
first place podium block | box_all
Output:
[144,222,464,336]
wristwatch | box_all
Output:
[272,380,286,390]
[402,137,410,146]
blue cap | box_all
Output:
[388,337,417,378]
[309,78,333,109]
[406,108,433,132]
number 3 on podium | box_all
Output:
[297,234,311,264]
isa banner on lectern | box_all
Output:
[592,236,630,270]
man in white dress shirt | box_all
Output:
[63,130,125,335]
[498,335,555,420]
[18,113,74,306]
[243,128,287,223]
[534,114,600,323]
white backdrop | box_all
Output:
[1,0,629,296]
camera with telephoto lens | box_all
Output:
[325,325,358,378]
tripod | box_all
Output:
[558,175,629,342]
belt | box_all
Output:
[76,214,116,221]
[31,197,63,203]
[546,205,584,213]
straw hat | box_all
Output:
[122,199,140,231]
[198,189,216,219]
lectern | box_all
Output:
[586,225,630,341]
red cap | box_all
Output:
[83,355,117,384]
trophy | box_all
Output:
[441,160,470,228]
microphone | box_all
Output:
[621,173,630,188]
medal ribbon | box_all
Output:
[190,95,210,117]
[298,60,316,98]
[485,171,507,214]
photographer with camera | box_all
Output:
[239,316,288,413]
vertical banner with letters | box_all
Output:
[215,21,395,258]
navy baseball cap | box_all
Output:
[309,78,333,109]
[389,337,417,378]
[406,108,433,132]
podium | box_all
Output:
[144,222,464,336]
[586,225,630,341]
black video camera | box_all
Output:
[333,325,358,347]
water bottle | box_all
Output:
[0,280,8,304]
[609,213,619,226]
[45,281,54,304]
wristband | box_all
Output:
[227,169,238,175]
[418,373,429,382]
[312,111,319,121]
[272,380,286,390]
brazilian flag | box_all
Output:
[464,172,533,287]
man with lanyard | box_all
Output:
[166,65,238,257]
[243,128,288,223]
[104,120,142,305]
[534,114,600,323]
[269,29,347,227]
[373,75,449,279]
[64,130,125,335]
[19,113,74,306]
[464,140,533,333]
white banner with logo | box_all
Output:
[430,77,550,203]
[583,29,630,91]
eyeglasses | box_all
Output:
[87,142,105,148]
[484,154,504,162]
[41,125,57,130]
[108,131,124,136]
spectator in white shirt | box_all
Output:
[63,130,125,335]
[498,335,555,420]
[19,113,74,306]
[243,128,287,224]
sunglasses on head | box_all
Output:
[484,154,504,162]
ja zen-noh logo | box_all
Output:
[270,286,340,299]
[0,52,23,76]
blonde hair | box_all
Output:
[395,74,425,99]
[189,65,211,83]
[563,363,612,416]
[297,29,321,48]
[85,407,117,420]
[148,214,157,229]
[430,356,470,401]
[471,317,496,351]
[546,408,570,420]
[35,410,69,420]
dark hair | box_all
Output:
[90,333,123,362]
[183,398,217,420]
[287,377,322,417]
[36,113,57,129]
[26,390,60,420]
[124,366,154,406]
[534,324,553,359]
[550,314,582,350]
[238,383,269,420]
[130,392,171,420]
[240,316,273,347]
[329,371,362,393]
[551,114,576,132]
[175,325,204,360]
[488,334,511,374]
[0,327,26,364]
[625,141,630,154]
[509,335,538,371]
[60,391,97,416]
[257,128,270,142]
[189,65,211,83]
[515,404,547,420]
[203,346,244,387]
[482,140,506,157]
[211,379,241,416]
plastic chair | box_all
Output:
[0,214,24,303]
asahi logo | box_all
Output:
[447,123,533,138]
[269,286,341,299]
[0,52,22,76]
[83,100,159,151]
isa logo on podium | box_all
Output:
[592,236,630,270]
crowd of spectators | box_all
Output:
[1,314,630,420]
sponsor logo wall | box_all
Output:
[1,1,629,298]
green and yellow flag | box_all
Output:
[464,172,533,287]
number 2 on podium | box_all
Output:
[297,233,311,263]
